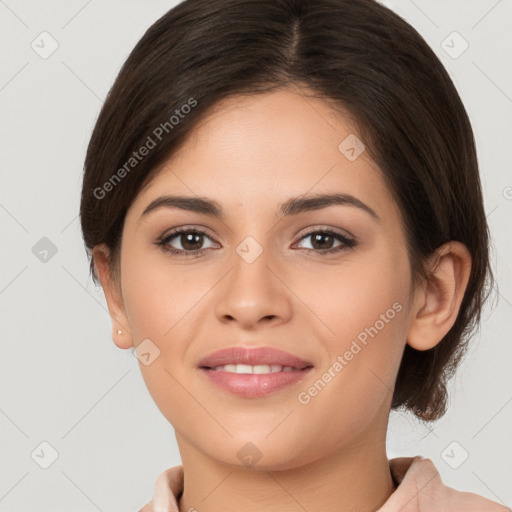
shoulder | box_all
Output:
[387,455,510,512]
[136,465,184,512]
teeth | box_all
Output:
[212,364,299,374]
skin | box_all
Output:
[93,87,471,512]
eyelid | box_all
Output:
[292,227,357,252]
[158,224,356,245]
[157,224,358,257]
[294,224,356,242]
[157,225,219,247]
[158,224,217,240]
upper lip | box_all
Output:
[197,346,313,369]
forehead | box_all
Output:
[128,88,398,224]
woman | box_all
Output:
[79,0,509,510]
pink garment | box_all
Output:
[139,455,510,512]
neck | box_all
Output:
[175,427,395,512]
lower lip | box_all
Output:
[198,367,313,398]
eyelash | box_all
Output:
[156,226,358,257]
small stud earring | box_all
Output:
[117,329,123,335]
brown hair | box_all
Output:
[80,0,494,422]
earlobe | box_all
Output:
[407,241,472,351]
[92,244,134,350]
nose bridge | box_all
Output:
[233,235,272,285]
[229,234,276,301]
[214,233,291,326]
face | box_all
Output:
[114,88,417,469]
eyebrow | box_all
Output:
[140,192,379,222]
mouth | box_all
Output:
[202,363,307,374]
[197,345,313,369]
[197,346,314,398]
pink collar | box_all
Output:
[139,455,509,512]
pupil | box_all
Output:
[312,233,333,250]
[178,232,335,251]
[182,232,202,250]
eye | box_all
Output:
[156,226,357,257]
[156,228,218,256]
[294,228,357,254]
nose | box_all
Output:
[214,243,292,330]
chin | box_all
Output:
[201,432,318,472]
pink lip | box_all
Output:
[197,346,314,398]
[197,346,313,369]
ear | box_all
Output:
[92,244,134,350]
[407,241,472,351]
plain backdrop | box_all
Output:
[1,0,511,510]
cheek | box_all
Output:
[295,245,410,419]
[119,247,210,419]
[121,244,197,342]
[308,241,410,348]
[291,300,407,461]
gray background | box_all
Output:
[0,0,511,510]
